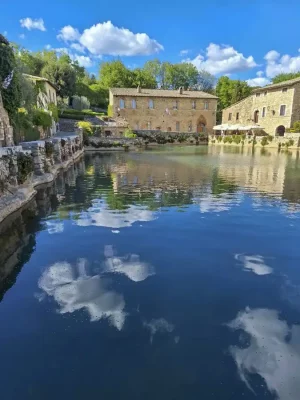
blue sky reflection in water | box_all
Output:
[1,146,300,399]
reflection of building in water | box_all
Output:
[209,146,288,197]
[228,307,300,400]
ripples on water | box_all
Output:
[1,145,300,399]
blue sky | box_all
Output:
[1,0,300,86]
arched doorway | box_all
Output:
[197,115,207,133]
[254,110,259,123]
[276,125,285,136]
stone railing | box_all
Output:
[0,133,84,196]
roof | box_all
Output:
[253,76,300,92]
[110,87,218,99]
[23,73,58,91]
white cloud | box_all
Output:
[70,42,85,53]
[179,49,190,56]
[234,254,273,275]
[228,307,300,400]
[45,44,52,50]
[186,43,257,75]
[264,49,300,78]
[38,259,126,329]
[19,33,25,39]
[79,21,163,56]
[45,221,64,234]
[20,18,46,31]
[57,25,80,42]
[144,318,175,343]
[73,54,93,68]
[246,70,270,87]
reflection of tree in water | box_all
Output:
[211,170,238,196]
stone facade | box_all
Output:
[0,91,14,147]
[222,78,300,136]
[109,88,218,134]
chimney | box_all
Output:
[137,85,141,93]
[178,87,183,94]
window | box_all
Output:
[147,121,151,130]
[176,122,180,132]
[264,91,267,96]
[256,93,260,97]
[280,105,286,116]
[228,113,232,121]
[192,100,196,110]
[236,112,239,121]
[132,99,137,109]
[173,100,178,110]
[262,107,266,117]
[148,99,154,109]
[204,102,209,110]
[119,99,125,109]
[282,88,288,93]
[188,122,192,132]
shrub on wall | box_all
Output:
[17,153,33,184]
[48,103,58,122]
[261,136,268,146]
[124,128,136,138]
[293,121,300,132]
[32,109,52,130]
[77,121,93,136]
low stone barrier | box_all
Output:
[0,133,84,224]
[208,133,300,149]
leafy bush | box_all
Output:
[261,136,269,146]
[217,136,222,142]
[32,109,52,129]
[293,121,300,132]
[124,128,137,138]
[77,121,93,136]
[48,102,58,122]
[286,139,294,147]
[24,128,40,142]
[223,135,233,144]
[17,153,33,184]
[58,113,84,120]
[233,135,242,144]
[267,135,273,142]
[72,95,90,111]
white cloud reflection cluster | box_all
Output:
[228,307,300,400]
[38,259,126,330]
[235,254,273,276]
[76,199,155,229]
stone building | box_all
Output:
[23,74,57,107]
[222,77,300,136]
[109,87,218,134]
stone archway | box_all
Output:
[276,125,285,136]
[197,115,207,133]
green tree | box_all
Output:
[164,62,198,89]
[99,60,133,88]
[41,62,76,97]
[194,70,216,93]
[144,59,167,88]
[18,49,45,75]
[272,72,300,84]
[0,34,22,122]
[131,68,157,88]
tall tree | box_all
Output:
[41,62,76,97]
[99,60,133,88]
[164,63,198,89]
[131,68,157,88]
[144,59,167,88]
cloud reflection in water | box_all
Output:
[76,199,155,229]
[38,259,126,330]
[103,245,155,282]
[228,307,300,400]
[235,254,273,276]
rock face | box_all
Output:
[0,91,14,147]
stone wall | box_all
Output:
[222,85,296,136]
[0,91,14,147]
[112,95,217,134]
